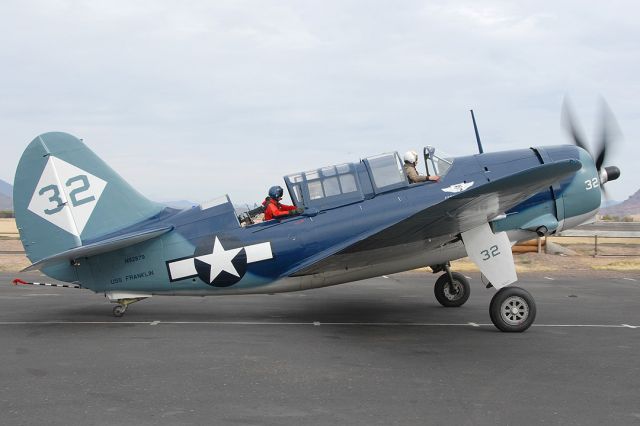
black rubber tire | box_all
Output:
[434,272,470,307]
[112,305,126,317]
[489,286,536,332]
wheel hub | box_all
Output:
[444,282,462,300]
[500,296,529,325]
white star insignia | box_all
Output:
[166,239,273,284]
[195,237,242,284]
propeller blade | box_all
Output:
[594,98,622,171]
[601,185,609,203]
[595,144,606,171]
[561,97,590,153]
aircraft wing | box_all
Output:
[21,225,173,272]
[289,159,581,276]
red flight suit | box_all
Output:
[263,197,298,220]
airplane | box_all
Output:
[11,105,621,332]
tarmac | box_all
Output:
[1,270,639,426]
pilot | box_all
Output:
[263,186,304,220]
[403,150,440,184]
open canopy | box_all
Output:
[283,148,455,211]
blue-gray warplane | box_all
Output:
[12,107,621,331]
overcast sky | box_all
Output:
[1,0,638,205]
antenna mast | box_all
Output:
[470,109,484,154]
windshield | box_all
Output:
[423,146,454,177]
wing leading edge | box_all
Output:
[289,159,581,277]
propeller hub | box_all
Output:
[600,166,621,184]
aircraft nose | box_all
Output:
[600,166,621,184]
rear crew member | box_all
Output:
[263,186,304,220]
[403,150,440,184]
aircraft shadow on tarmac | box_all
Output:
[17,292,500,332]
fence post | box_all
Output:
[594,234,598,257]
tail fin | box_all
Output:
[14,132,164,263]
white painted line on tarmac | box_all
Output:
[465,276,472,280]
[0,321,636,329]
[544,277,555,281]
[623,278,637,282]
[23,294,62,297]
[382,275,389,279]
[532,324,638,328]
[0,321,155,325]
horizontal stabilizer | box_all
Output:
[22,225,173,272]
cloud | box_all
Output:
[1,0,637,203]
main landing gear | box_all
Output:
[489,286,536,332]
[431,263,536,332]
[433,269,470,307]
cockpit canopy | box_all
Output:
[285,162,364,211]
[284,148,454,211]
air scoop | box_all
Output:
[600,166,620,184]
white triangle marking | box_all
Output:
[27,156,107,237]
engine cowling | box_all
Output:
[491,145,601,241]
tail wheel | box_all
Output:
[112,304,127,317]
[489,286,537,332]
[109,297,146,317]
[434,272,470,307]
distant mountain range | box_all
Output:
[0,179,12,210]
[600,189,640,218]
[600,199,621,209]
[0,179,11,197]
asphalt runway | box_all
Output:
[1,271,639,426]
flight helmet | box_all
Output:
[268,185,284,200]
[403,150,418,164]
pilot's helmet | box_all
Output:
[268,185,284,200]
[403,150,419,164]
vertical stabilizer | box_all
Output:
[14,132,164,265]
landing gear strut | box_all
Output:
[433,264,470,308]
[111,298,146,317]
[489,287,536,332]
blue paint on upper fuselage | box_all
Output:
[101,145,593,293]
